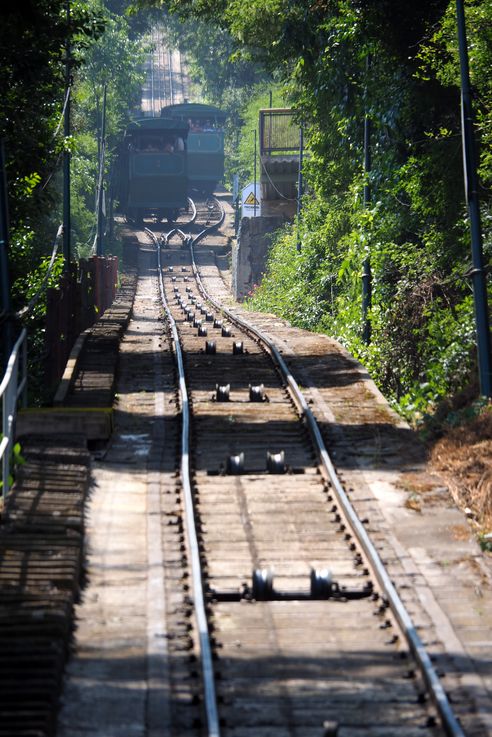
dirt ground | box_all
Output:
[428,403,492,545]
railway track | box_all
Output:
[140,197,466,737]
[144,26,187,115]
[19,25,488,735]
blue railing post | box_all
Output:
[1,329,27,507]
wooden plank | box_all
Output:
[16,408,113,441]
[53,329,90,406]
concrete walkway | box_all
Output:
[57,257,174,737]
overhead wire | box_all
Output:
[15,224,63,319]
[51,85,71,141]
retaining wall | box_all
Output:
[232,215,285,301]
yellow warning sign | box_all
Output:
[244,192,259,206]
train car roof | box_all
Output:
[160,102,227,121]
[126,117,189,134]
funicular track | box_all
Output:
[3,24,485,737]
[148,27,186,112]
[144,197,466,737]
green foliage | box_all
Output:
[15,254,65,320]
[2,1,148,404]
[2,0,147,291]
[230,86,287,191]
[0,440,25,492]
[1,1,102,305]
[214,0,487,422]
[4,0,490,422]
[163,5,267,105]
[69,6,147,258]
[241,0,492,421]
[161,4,272,190]
[479,533,492,552]
[249,196,350,326]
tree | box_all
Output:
[153,0,492,415]
[70,7,147,256]
[0,1,106,293]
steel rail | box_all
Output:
[168,48,174,106]
[150,29,155,116]
[177,49,183,103]
[187,199,465,737]
[160,31,166,108]
[192,199,225,245]
[185,197,197,225]
[150,226,220,737]
[155,30,161,111]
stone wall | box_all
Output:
[232,215,285,301]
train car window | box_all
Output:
[187,133,222,153]
[132,135,184,153]
[132,154,184,175]
[140,136,162,151]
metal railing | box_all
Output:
[1,329,27,507]
[259,108,300,156]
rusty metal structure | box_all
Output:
[259,108,300,213]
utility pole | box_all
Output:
[362,55,372,344]
[0,140,12,367]
[253,128,257,218]
[456,0,492,397]
[108,162,114,239]
[233,173,239,235]
[96,84,107,256]
[361,112,372,344]
[63,0,71,271]
[296,125,304,252]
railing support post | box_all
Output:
[296,126,304,253]
[1,329,27,507]
[362,55,372,345]
[0,140,13,368]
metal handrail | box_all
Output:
[1,328,27,506]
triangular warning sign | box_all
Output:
[244,192,259,205]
